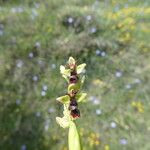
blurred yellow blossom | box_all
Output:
[107,7,150,21]
[92,79,106,87]
[104,144,110,150]
[117,17,135,31]
[47,27,52,33]
[62,147,68,150]
[131,101,144,113]
[79,128,84,136]
[88,133,100,146]
[119,32,132,43]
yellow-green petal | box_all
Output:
[77,63,86,74]
[56,95,70,104]
[60,65,70,76]
[76,93,87,102]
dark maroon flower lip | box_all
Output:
[70,99,78,107]
[69,98,80,118]
[69,75,78,84]
[71,109,80,118]
[69,99,78,110]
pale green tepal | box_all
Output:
[56,57,86,150]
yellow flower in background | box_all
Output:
[119,32,132,43]
[93,79,102,85]
[62,147,68,150]
[104,144,110,150]
[79,128,84,136]
[92,79,106,87]
[88,132,100,146]
[131,101,144,113]
[47,27,52,33]
[145,8,150,14]
[107,7,150,21]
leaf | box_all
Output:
[68,83,80,93]
[68,57,76,66]
[60,65,70,76]
[56,117,70,128]
[76,93,87,102]
[77,63,86,74]
[68,121,82,150]
[56,95,70,104]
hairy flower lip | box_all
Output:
[69,106,76,110]
[69,75,78,84]
[70,99,78,105]
[71,109,80,118]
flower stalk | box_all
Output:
[68,121,82,150]
[56,57,87,150]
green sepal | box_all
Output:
[56,116,70,128]
[60,65,71,76]
[56,95,70,104]
[76,93,87,102]
[56,105,71,128]
[68,57,76,66]
[77,63,86,74]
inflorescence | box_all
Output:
[56,57,87,128]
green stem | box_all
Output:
[68,121,82,150]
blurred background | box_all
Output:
[0,0,150,150]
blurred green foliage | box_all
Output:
[0,0,150,150]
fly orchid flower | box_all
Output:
[60,57,86,83]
